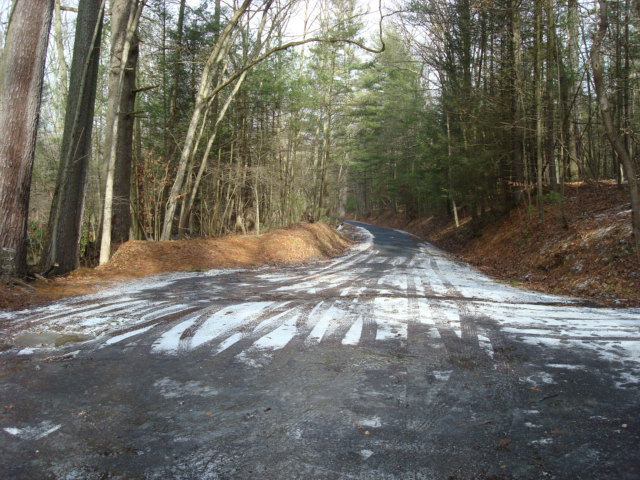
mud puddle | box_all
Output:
[13,332,93,348]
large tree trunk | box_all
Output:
[166,0,186,133]
[591,0,640,251]
[561,0,580,181]
[111,34,139,246]
[509,0,525,202]
[163,0,186,187]
[98,0,145,264]
[534,0,544,221]
[52,0,69,135]
[545,0,558,193]
[0,0,54,276]
[41,0,104,276]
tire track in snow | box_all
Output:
[151,301,290,355]
[402,276,455,434]
[98,304,195,348]
[194,303,302,366]
[9,298,147,327]
[234,301,344,369]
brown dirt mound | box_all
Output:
[358,181,640,307]
[0,222,351,311]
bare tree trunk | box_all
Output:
[40,0,104,276]
[180,70,248,230]
[562,0,580,181]
[534,0,544,221]
[99,0,145,264]
[0,0,54,276]
[111,34,139,246]
[509,0,525,203]
[445,113,459,227]
[545,0,557,192]
[167,0,186,126]
[591,0,640,251]
[253,183,260,235]
[164,0,186,173]
[52,0,69,134]
[161,0,254,240]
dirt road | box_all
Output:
[1,222,639,479]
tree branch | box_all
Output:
[204,0,387,103]
[206,36,385,103]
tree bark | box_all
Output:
[561,0,580,181]
[167,0,186,129]
[99,0,145,264]
[534,0,544,221]
[40,0,104,276]
[111,33,139,246]
[545,0,557,192]
[52,0,69,134]
[509,0,525,202]
[0,0,54,276]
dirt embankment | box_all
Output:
[359,181,640,307]
[0,222,351,311]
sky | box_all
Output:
[283,0,391,40]
[0,0,392,49]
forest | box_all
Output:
[0,0,638,278]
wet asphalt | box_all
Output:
[0,221,639,479]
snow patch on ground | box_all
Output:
[360,416,382,428]
[374,297,409,340]
[613,370,640,388]
[360,449,374,460]
[342,317,364,345]
[432,370,452,382]
[251,317,299,350]
[214,332,243,354]
[546,363,585,370]
[522,373,555,386]
[529,438,554,445]
[306,303,344,344]
[3,421,61,440]
[104,324,157,346]
[190,302,274,350]
[152,317,199,354]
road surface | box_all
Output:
[1,222,639,479]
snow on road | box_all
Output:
[2,223,640,388]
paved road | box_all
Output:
[1,222,639,479]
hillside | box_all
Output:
[360,181,640,307]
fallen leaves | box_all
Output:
[362,181,640,307]
[42,352,76,362]
[355,424,371,435]
[0,223,352,311]
[497,438,512,450]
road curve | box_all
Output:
[1,221,639,479]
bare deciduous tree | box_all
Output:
[0,0,54,275]
[40,0,105,276]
